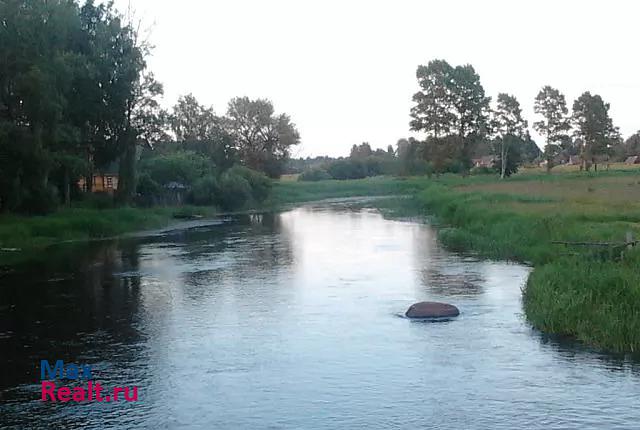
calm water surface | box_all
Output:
[1,200,640,429]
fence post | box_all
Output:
[626,231,635,251]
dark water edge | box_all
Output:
[1,199,640,429]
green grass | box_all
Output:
[0,205,217,265]
[405,170,640,353]
[270,176,426,205]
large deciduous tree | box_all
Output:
[169,94,235,169]
[410,60,455,138]
[225,97,300,178]
[0,0,160,210]
[116,72,167,204]
[533,86,570,172]
[571,92,620,171]
[410,59,489,172]
[492,93,528,178]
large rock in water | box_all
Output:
[405,301,459,319]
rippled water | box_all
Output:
[1,200,640,429]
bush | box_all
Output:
[327,159,367,180]
[190,174,218,206]
[139,151,213,186]
[18,184,60,214]
[136,173,161,197]
[298,168,332,181]
[227,165,272,202]
[216,171,252,210]
[470,166,495,175]
[80,191,114,210]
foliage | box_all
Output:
[216,171,252,210]
[410,59,490,170]
[533,86,570,171]
[139,151,214,186]
[572,92,620,170]
[298,168,333,181]
[225,97,300,178]
[0,0,158,211]
[189,174,219,206]
[491,93,528,178]
[226,165,272,202]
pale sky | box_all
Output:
[115,0,640,157]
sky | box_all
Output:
[114,0,640,157]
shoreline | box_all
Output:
[3,173,640,353]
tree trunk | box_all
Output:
[115,133,137,206]
[500,140,507,179]
[63,167,70,206]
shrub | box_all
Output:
[227,165,272,202]
[80,191,114,210]
[139,151,213,186]
[298,168,332,181]
[190,174,218,206]
[327,159,367,180]
[18,184,60,214]
[217,171,251,210]
[136,173,161,197]
[470,166,495,175]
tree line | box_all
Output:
[0,0,299,213]
[408,59,629,177]
[297,58,632,182]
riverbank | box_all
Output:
[0,206,217,265]
[278,170,640,352]
[0,177,421,266]
[408,170,640,353]
[3,171,640,352]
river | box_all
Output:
[1,199,640,429]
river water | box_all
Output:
[1,199,640,429]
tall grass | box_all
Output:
[0,206,216,265]
[270,176,426,205]
[406,173,640,353]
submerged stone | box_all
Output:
[405,301,459,319]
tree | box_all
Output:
[171,94,217,142]
[410,60,455,138]
[170,94,235,169]
[572,92,620,171]
[0,0,82,211]
[492,93,528,178]
[410,59,489,172]
[116,72,167,204]
[449,64,491,169]
[615,131,640,160]
[225,97,300,178]
[533,86,570,172]
[350,142,372,158]
[387,145,395,157]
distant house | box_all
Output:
[625,156,640,165]
[472,156,496,168]
[78,162,119,194]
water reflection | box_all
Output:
[1,201,640,429]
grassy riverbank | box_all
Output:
[410,169,640,353]
[3,170,640,352]
[277,169,640,352]
[0,205,215,265]
[0,177,417,266]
